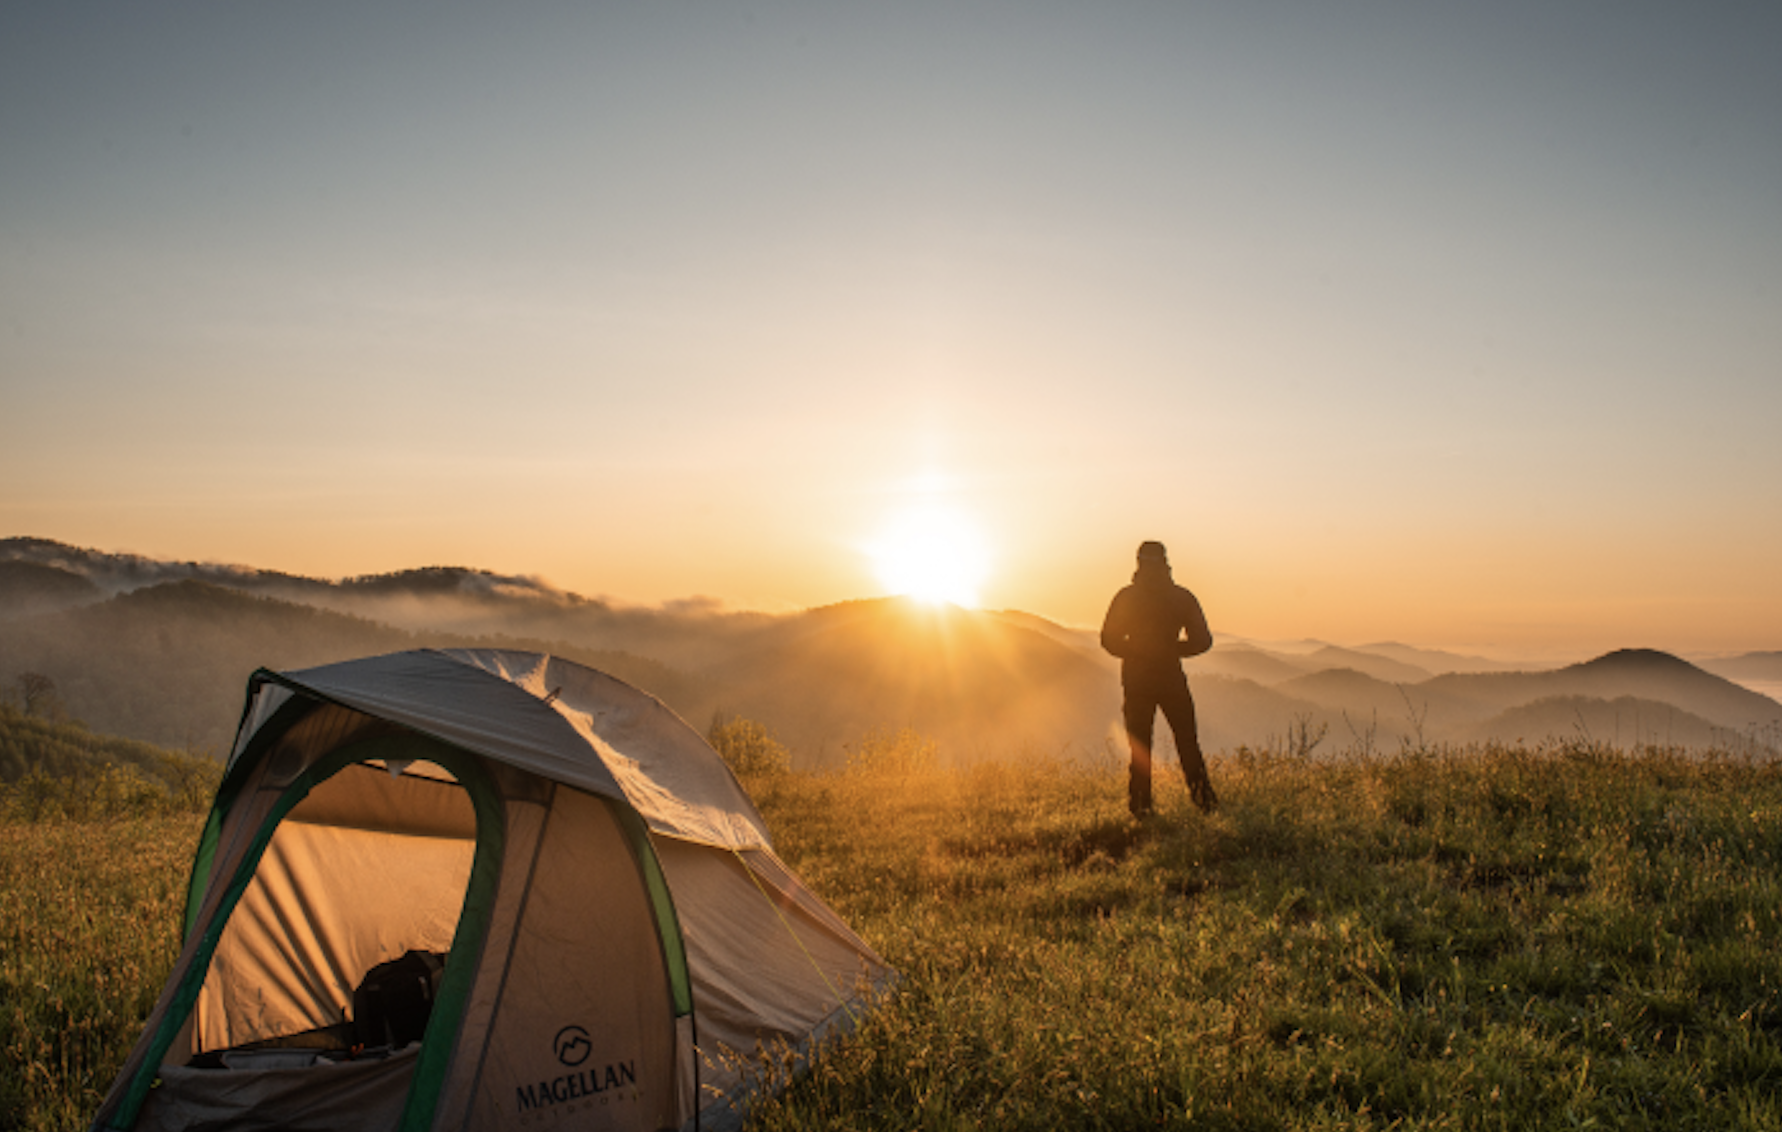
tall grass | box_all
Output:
[0,815,201,1131]
[739,741,1782,1131]
[0,711,214,1131]
[5,739,1781,1130]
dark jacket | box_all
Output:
[1100,565,1213,671]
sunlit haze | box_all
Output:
[869,503,991,609]
[3,4,1778,659]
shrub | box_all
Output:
[707,715,793,777]
[0,706,222,821]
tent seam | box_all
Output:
[727,849,858,1028]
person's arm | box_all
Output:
[1177,590,1213,658]
[1100,591,1131,659]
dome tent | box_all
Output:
[91,649,891,1132]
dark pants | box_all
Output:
[1121,664,1217,815]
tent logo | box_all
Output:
[553,1025,592,1067]
[516,1024,639,1117]
[514,1048,641,1116]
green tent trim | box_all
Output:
[114,732,506,1130]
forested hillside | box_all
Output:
[0,706,218,816]
[2,540,1778,764]
[0,581,711,755]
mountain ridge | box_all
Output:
[3,539,1777,762]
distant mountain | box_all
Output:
[1421,649,1781,736]
[1696,652,1782,707]
[1258,668,1482,750]
[0,560,101,618]
[1698,651,1782,682]
[695,597,1118,768]
[1356,641,1537,675]
[1191,649,1782,756]
[1220,636,1337,656]
[1190,676,1329,755]
[0,536,324,599]
[1195,646,1310,685]
[1278,668,1421,718]
[0,580,410,752]
[986,609,1108,663]
[0,580,712,755]
[0,537,773,670]
[1302,645,1432,684]
[1468,695,1727,749]
[3,539,1776,760]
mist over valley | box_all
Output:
[4,538,1778,765]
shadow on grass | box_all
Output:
[1041,815,1146,866]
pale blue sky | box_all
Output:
[3,2,1778,655]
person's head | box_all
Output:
[1133,540,1172,583]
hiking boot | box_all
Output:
[1128,773,1152,820]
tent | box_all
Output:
[91,649,892,1132]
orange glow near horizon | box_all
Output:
[867,503,991,610]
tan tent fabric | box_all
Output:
[195,751,478,1052]
[287,761,478,839]
[651,838,889,1119]
[92,649,890,1132]
[427,795,548,1124]
[461,787,682,1131]
[442,650,773,849]
[270,650,773,849]
[196,820,473,1052]
[275,651,628,794]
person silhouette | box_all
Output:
[1099,541,1218,817]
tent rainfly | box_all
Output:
[90,649,892,1132]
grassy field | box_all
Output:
[0,816,198,1131]
[5,739,1782,1130]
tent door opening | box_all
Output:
[187,753,478,1068]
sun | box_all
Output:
[869,506,990,609]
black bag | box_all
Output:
[352,949,445,1049]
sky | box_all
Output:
[2,2,1778,659]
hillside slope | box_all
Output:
[4,540,1776,759]
[0,581,712,755]
[1422,649,1781,735]
[0,561,102,618]
[698,597,1120,766]
[0,705,205,785]
[0,582,415,752]
[0,537,773,670]
[1468,695,1728,749]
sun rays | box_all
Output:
[868,503,990,609]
